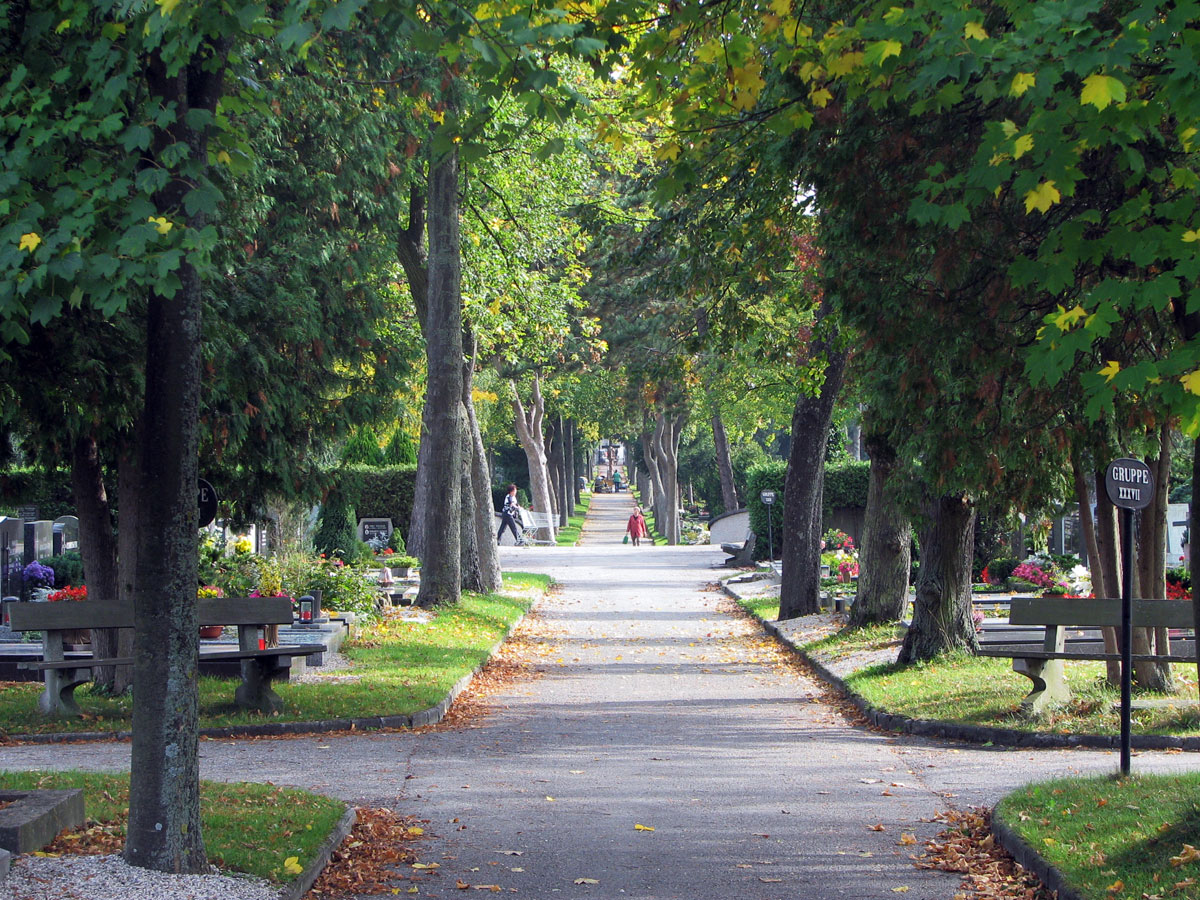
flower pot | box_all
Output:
[199,625,225,639]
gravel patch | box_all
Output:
[2,854,280,900]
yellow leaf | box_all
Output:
[148,215,173,235]
[283,856,303,875]
[1010,72,1036,96]
[770,0,790,14]
[216,150,231,165]
[412,862,440,870]
[1053,304,1087,331]
[408,887,419,893]
[867,39,903,65]
[1182,126,1197,152]
[1170,844,1200,866]
[1183,229,1200,243]
[1182,371,1200,396]
[964,21,988,40]
[1024,181,1061,214]
[1099,360,1121,382]
[432,109,445,124]
[654,142,681,162]
[810,87,833,108]
[891,887,910,893]
[1106,880,1124,893]
[407,826,424,835]
[1080,73,1127,111]
[696,40,723,64]
[898,833,917,845]
[828,52,863,76]
[634,824,655,831]
[1013,133,1034,159]
[18,232,41,253]
[1043,837,1056,846]
[1000,119,1019,138]
[156,0,182,15]
[574,878,599,884]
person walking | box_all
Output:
[497,484,525,546]
[626,506,648,546]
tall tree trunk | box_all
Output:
[711,412,739,514]
[1134,430,1173,691]
[646,412,684,544]
[778,305,847,620]
[512,374,555,541]
[849,433,911,627]
[415,146,464,608]
[459,401,482,593]
[397,184,431,560]
[124,48,222,875]
[69,433,121,692]
[898,492,978,664]
[1094,467,1123,684]
[110,441,138,694]
[544,420,561,519]
[554,416,569,527]
[1073,456,1120,683]
[462,337,500,593]
[566,419,578,511]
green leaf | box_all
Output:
[320,0,366,31]
[864,39,903,67]
[29,294,63,325]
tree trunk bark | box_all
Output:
[458,400,482,594]
[848,433,911,627]
[512,374,555,542]
[70,433,122,692]
[124,48,222,875]
[1133,431,1173,692]
[898,492,978,664]
[462,342,500,593]
[415,146,464,608]
[110,441,137,694]
[397,184,431,560]
[554,416,569,527]
[545,419,561,519]
[566,418,578,511]
[1094,467,1122,683]
[646,412,684,544]
[778,306,847,620]
[711,412,739,513]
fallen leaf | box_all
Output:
[413,862,440,870]
[456,879,471,890]
[545,796,555,802]
[574,878,599,885]
[495,851,523,856]
[473,886,501,892]
[759,877,782,883]
[898,834,917,845]
[1170,844,1200,867]
[1106,880,1124,893]
[869,824,886,832]
[634,824,655,832]
[891,887,909,894]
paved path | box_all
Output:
[5,492,1200,899]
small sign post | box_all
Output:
[198,479,219,529]
[1104,457,1155,776]
[760,490,777,563]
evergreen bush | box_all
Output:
[312,490,358,559]
[42,551,84,587]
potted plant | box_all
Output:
[198,585,225,638]
[47,585,91,645]
[389,555,420,579]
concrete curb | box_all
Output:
[277,806,357,900]
[990,812,1084,900]
[736,590,1200,752]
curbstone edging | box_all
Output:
[734,587,1200,752]
[277,806,357,900]
[991,812,1084,900]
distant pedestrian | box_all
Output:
[497,484,525,546]
[626,507,648,547]
[613,469,623,491]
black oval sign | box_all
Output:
[1105,458,1154,510]
[198,478,219,528]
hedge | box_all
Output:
[343,463,418,543]
[0,468,79,520]
[823,460,870,513]
[743,459,871,560]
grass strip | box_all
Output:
[0,769,346,883]
[731,596,1200,737]
[555,494,592,546]
[995,773,1200,899]
[0,572,550,736]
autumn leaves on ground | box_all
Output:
[305,592,1050,900]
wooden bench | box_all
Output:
[721,531,756,566]
[8,597,324,718]
[977,597,1196,715]
[519,511,557,546]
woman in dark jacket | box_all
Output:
[497,483,525,546]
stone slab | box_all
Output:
[0,789,85,854]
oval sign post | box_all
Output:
[1104,457,1155,777]
[198,479,219,529]
[1104,458,1154,510]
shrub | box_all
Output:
[823,459,870,513]
[42,551,84,587]
[383,429,417,465]
[746,463,786,560]
[986,557,1020,583]
[347,464,417,542]
[313,490,358,559]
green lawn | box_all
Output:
[556,494,591,545]
[996,773,1200,900]
[0,770,347,883]
[0,572,550,736]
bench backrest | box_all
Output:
[8,596,294,632]
[1008,597,1193,629]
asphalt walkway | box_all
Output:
[5,491,1200,899]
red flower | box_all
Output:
[47,585,88,602]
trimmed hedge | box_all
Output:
[746,463,786,559]
[344,463,417,543]
[823,460,870,514]
[0,468,79,520]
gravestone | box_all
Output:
[0,518,21,598]
[358,518,392,547]
[22,521,54,566]
[53,515,79,555]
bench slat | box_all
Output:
[18,643,326,671]
[1008,597,1194,629]
[9,596,295,632]
[979,640,1195,663]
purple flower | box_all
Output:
[22,560,55,587]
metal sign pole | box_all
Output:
[1120,506,1133,776]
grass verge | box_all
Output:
[555,494,592,546]
[0,572,550,736]
[995,773,1200,900]
[0,769,346,883]
[731,596,1200,737]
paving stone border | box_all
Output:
[0,789,84,855]
[990,812,1083,900]
[279,806,357,900]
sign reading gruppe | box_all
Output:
[1105,458,1155,510]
